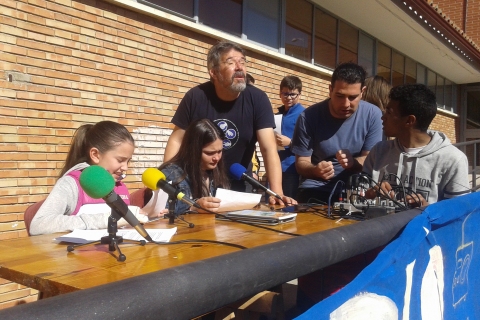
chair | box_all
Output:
[205,282,298,320]
[24,199,50,300]
[129,188,152,208]
[24,199,45,236]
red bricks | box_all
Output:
[0,0,467,309]
[435,0,480,47]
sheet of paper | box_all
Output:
[76,203,142,218]
[274,114,285,150]
[55,227,177,244]
[142,189,169,219]
[215,188,262,212]
[76,203,111,215]
[274,114,283,134]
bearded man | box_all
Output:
[164,41,294,205]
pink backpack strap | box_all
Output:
[67,170,104,215]
[114,181,131,205]
[67,169,131,215]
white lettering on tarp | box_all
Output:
[330,293,399,319]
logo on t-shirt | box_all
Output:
[215,119,239,150]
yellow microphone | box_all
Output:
[142,168,200,209]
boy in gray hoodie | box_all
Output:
[363,83,470,207]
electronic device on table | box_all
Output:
[216,210,297,225]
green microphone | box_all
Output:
[79,165,116,199]
[79,165,152,242]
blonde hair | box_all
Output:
[363,76,391,112]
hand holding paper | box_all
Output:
[195,197,222,213]
[214,188,262,212]
[141,189,169,220]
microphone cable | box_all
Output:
[145,204,301,252]
[327,180,345,217]
[357,173,408,211]
[283,200,334,219]
[148,238,247,250]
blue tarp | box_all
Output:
[296,192,480,319]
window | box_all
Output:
[338,20,358,64]
[285,0,313,62]
[244,0,280,48]
[427,69,436,98]
[392,51,404,87]
[143,0,194,17]
[444,79,453,112]
[467,91,480,128]
[141,0,459,110]
[377,43,391,83]
[436,75,444,108]
[358,33,375,76]
[405,57,416,84]
[198,0,243,37]
[314,8,336,69]
[417,64,426,85]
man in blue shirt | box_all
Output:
[291,62,383,204]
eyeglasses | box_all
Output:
[281,93,299,99]
[222,58,248,67]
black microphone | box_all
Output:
[79,165,153,242]
[142,168,201,209]
[229,163,283,201]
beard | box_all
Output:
[218,71,246,93]
[230,81,246,92]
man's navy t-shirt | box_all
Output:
[172,81,275,173]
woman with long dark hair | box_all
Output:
[159,119,230,215]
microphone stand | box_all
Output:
[67,209,146,262]
[165,195,194,228]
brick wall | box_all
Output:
[0,0,460,310]
[430,110,458,143]
[434,0,480,47]
[465,0,480,46]
[435,0,466,30]
[0,0,331,309]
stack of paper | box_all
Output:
[55,227,177,244]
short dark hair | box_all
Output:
[280,76,302,93]
[331,62,366,88]
[207,41,245,71]
[389,83,437,131]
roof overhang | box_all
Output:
[313,0,480,84]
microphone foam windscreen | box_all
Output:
[229,163,246,180]
[79,165,115,199]
[142,168,166,190]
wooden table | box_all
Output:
[0,208,352,297]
